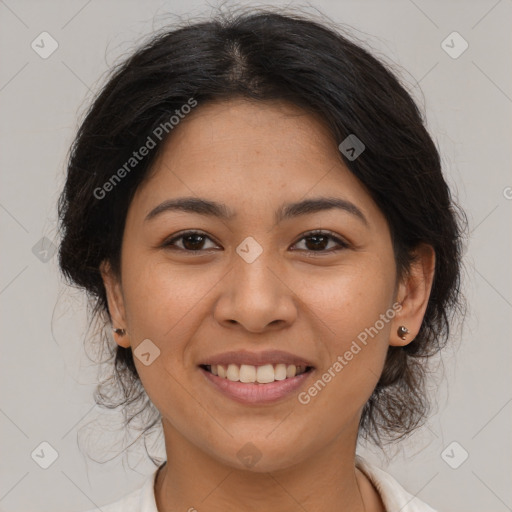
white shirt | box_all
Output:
[84,455,437,512]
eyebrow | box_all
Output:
[144,196,368,226]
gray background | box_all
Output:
[1,0,511,511]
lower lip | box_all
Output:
[199,367,314,405]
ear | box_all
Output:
[390,243,436,347]
[100,260,130,348]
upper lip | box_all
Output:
[200,350,315,368]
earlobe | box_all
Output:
[100,260,130,348]
[390,243,436,347]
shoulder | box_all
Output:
[355,455,438,512]
[81,467,160,512]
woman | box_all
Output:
[58,7,464,512]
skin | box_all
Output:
[101,97,435,512]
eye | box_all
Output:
[162,229,349,254]
[162,230,220,252]
[291,230,349,254]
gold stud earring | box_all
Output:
[397,326,409,340]
[113,327,126,336]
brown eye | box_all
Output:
[163,231,219,252]
[292,230,349,253]
[162,229,348,254]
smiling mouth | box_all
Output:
[199,363,314,384]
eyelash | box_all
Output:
[162,229,350,254]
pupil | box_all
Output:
[184,234,204,250]
[306,235,327,251]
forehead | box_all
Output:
[164,97,340,165]
[129,98,383,227]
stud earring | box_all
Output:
[397,326,409,340]
[113,328,126,336]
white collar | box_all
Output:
[355,455,438,512]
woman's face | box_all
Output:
[102,98,431,472]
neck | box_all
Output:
[154,419,382,512]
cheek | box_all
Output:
[303,255,396,406]
[118,256,210,419]
[312,255,396,345]
[121,256,212,340]
[119,256,225,401]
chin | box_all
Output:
[216,437,308,474]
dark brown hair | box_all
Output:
[58,6,465,459]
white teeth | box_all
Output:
[256,364,275,383]
[286,364,296,378]
[207,363,309,383]
[274,363,287,380]
[239,364,256,383]
[226,364,240,382]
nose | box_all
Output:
[213,250,298,333]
